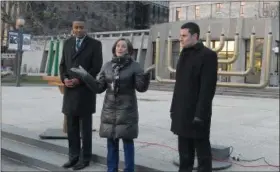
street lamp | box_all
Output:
[15,17,25,87]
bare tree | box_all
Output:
[1,1,64,34]
[69,1,128,32]
[1,1,129,35]
[1,1,18,30]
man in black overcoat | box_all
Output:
[59,18,103,170]
[170,22,218,172]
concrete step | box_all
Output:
[217,90,278,95]
[1,133,106,171]
[1,125,232,171]
[148,82,279,99]
[215,92,279,99]
[1,138,70,171]
[1,124,169,172]
[1,155,42,171]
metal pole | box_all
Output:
[277,51,280,87]
[278,2,280,85]
[15,26,23,87]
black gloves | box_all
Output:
[70,65,89,80]
[70,65,98,92]
[144,64,155,74]
[192,117,204,128]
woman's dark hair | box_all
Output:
[112,38,134,56]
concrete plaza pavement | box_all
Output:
[1,86,279,171]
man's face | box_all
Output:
[179,28,198,48]
[72,21,85,38]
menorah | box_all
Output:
[154,27,273,170]
[155,26,273,89]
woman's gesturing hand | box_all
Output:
[70,65,88,79]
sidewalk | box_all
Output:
[1,86,279,171]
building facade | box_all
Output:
[169,1,279,21]
[163,1,279,86]
[124,1,169,30]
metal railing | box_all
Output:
[32,29,150,40]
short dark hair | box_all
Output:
[181,22,200,39]
[112,38,134,56]
[73,16,85,23]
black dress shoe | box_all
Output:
[62,158,79,168]
[72,161,90,170]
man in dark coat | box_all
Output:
[59,18,103,170]
[170,22,218,172]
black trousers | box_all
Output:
[67,114,92,162]
[178,136,212,172]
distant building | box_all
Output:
[169,1,279,21]
[125,1,169,30]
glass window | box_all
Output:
[240,2,245,16]
[245,38,264,83]
[171,40,235,80]
[202,41,214,49]
[216,3,222,13]
[263,3,270,17]
[170,40,180,79]
[175,7,182,21]
[214,41,235,72]
[195,5,200,18]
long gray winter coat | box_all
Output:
[93,57,150,139]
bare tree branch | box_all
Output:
[1,1,135,35]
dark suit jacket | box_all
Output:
[170,42,218,138]
[59,35,103,116]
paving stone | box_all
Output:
[1,86,279,171]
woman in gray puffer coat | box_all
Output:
[70,38,152,172]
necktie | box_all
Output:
[76,39,81,51]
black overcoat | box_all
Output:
[170,42,218,138]
[59,36,103,116]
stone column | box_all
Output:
[169,7,174,22]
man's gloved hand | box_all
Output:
[170,112,174,119]
[70,65,88,79]
[192,117,204,128]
